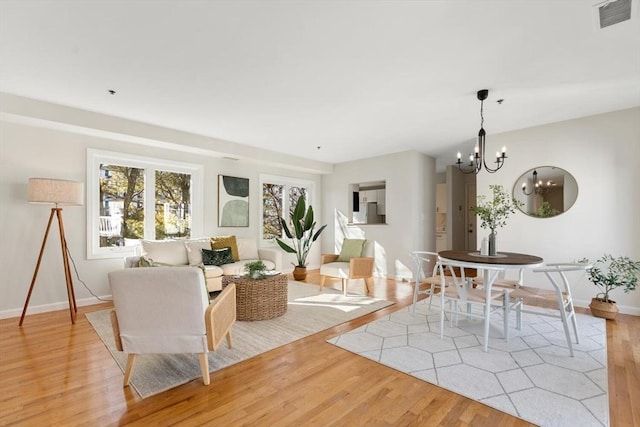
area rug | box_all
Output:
[87,281,393,398]
[328,298,608,427]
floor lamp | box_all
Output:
[19,178,84,326]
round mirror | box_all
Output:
[512,166,578,218]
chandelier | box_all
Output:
[521,170,539,195]
[522,170,556,195]
[456,89,507,174]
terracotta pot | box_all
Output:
[589,297,618,320]
[293,266,307,281]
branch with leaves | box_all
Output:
[471,185,523,232]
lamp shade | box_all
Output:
[27,178,84,206]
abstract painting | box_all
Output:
[218,175,249,227]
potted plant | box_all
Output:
[582,254,639,319]
[275,197,327,281]
[244,260,267,279]
[471,184,523,256]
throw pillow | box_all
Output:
[337,239,367,262]
[210,235,240,261]
[201,247,235,266]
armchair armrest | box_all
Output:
[349,257,374,279]
[205,283,236,351]
[258,247,282,272]
[321,253,339,264]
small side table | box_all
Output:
[221,273,288,321]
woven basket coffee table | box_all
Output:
[221,273,288,321]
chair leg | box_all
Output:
[364,277,373,294]
[483,303,491,352]
[342,278,347,296]
[558,304,575,357]
[198,353,210,385]
[225,331,233,348]
[123,354,137,386]
[568,300,580,344]
[412,279,420,316]
[320,275,326,291]
[427,283,435,311]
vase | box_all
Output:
[293,266,307,281]
[488,230,497,256]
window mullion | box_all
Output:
[145,169,156,239]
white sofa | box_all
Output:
[124,237,282,292]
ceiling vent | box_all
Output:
[595,0,632,28]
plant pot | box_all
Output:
[589,297,618,320]
[293,266,307,281]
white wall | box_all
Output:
[474,107,640,314]
[321,150,436,282]
[0,119,323,318]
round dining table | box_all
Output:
[437,250,544,352]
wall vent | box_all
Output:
[595,0,632,28]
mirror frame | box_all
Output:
[512,166,578,218]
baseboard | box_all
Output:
[0,295,113,320]
[573,298,640,316]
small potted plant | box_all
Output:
[471,184,523,256]
[583,254,639,319]
[275,197,327,281]
[244,260,267,279]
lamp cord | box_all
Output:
[65,239,112,302]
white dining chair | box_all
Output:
[410,251,450,315]
[438,260,511,352]
[504,262,591,357]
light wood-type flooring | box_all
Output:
[1,271,638,426]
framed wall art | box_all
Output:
[218,175,249,227]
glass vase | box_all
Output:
[489,230,497,256]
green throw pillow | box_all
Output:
[202,247,235,266]
[337,239,367,262]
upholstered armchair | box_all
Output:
[319,239,375,295]
[109,267,236,386]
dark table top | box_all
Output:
[438,250,543,267]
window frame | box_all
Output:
[259,174,316,246]
[86,149,204,259]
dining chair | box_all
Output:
[410,251,449,315]
[438,260,511,352]
[504,262,591,357]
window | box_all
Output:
[260,174,314,243]
[87,149,203,259]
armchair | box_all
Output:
[319,240,375,295]
[109,267,236,386]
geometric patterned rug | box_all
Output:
[328,298,608,427]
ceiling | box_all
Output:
[1,1,639,168]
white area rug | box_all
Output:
[87,281,393,398]
[328,298,608,427]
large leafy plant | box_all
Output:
[275,197,327,267]
[582,254,640,303]
[471,184,523,232]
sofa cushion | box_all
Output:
[210,235,239,261]
[337,239,367,262]
[202,248,234,266]
[203,265,224,279]
[138,256,210,301]
[236,237,259,260]
[141,239,189,265]
[185,240,212,266]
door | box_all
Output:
[465,182,477,251]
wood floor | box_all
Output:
[1,271,638,426]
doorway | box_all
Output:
[465,182,477,251]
